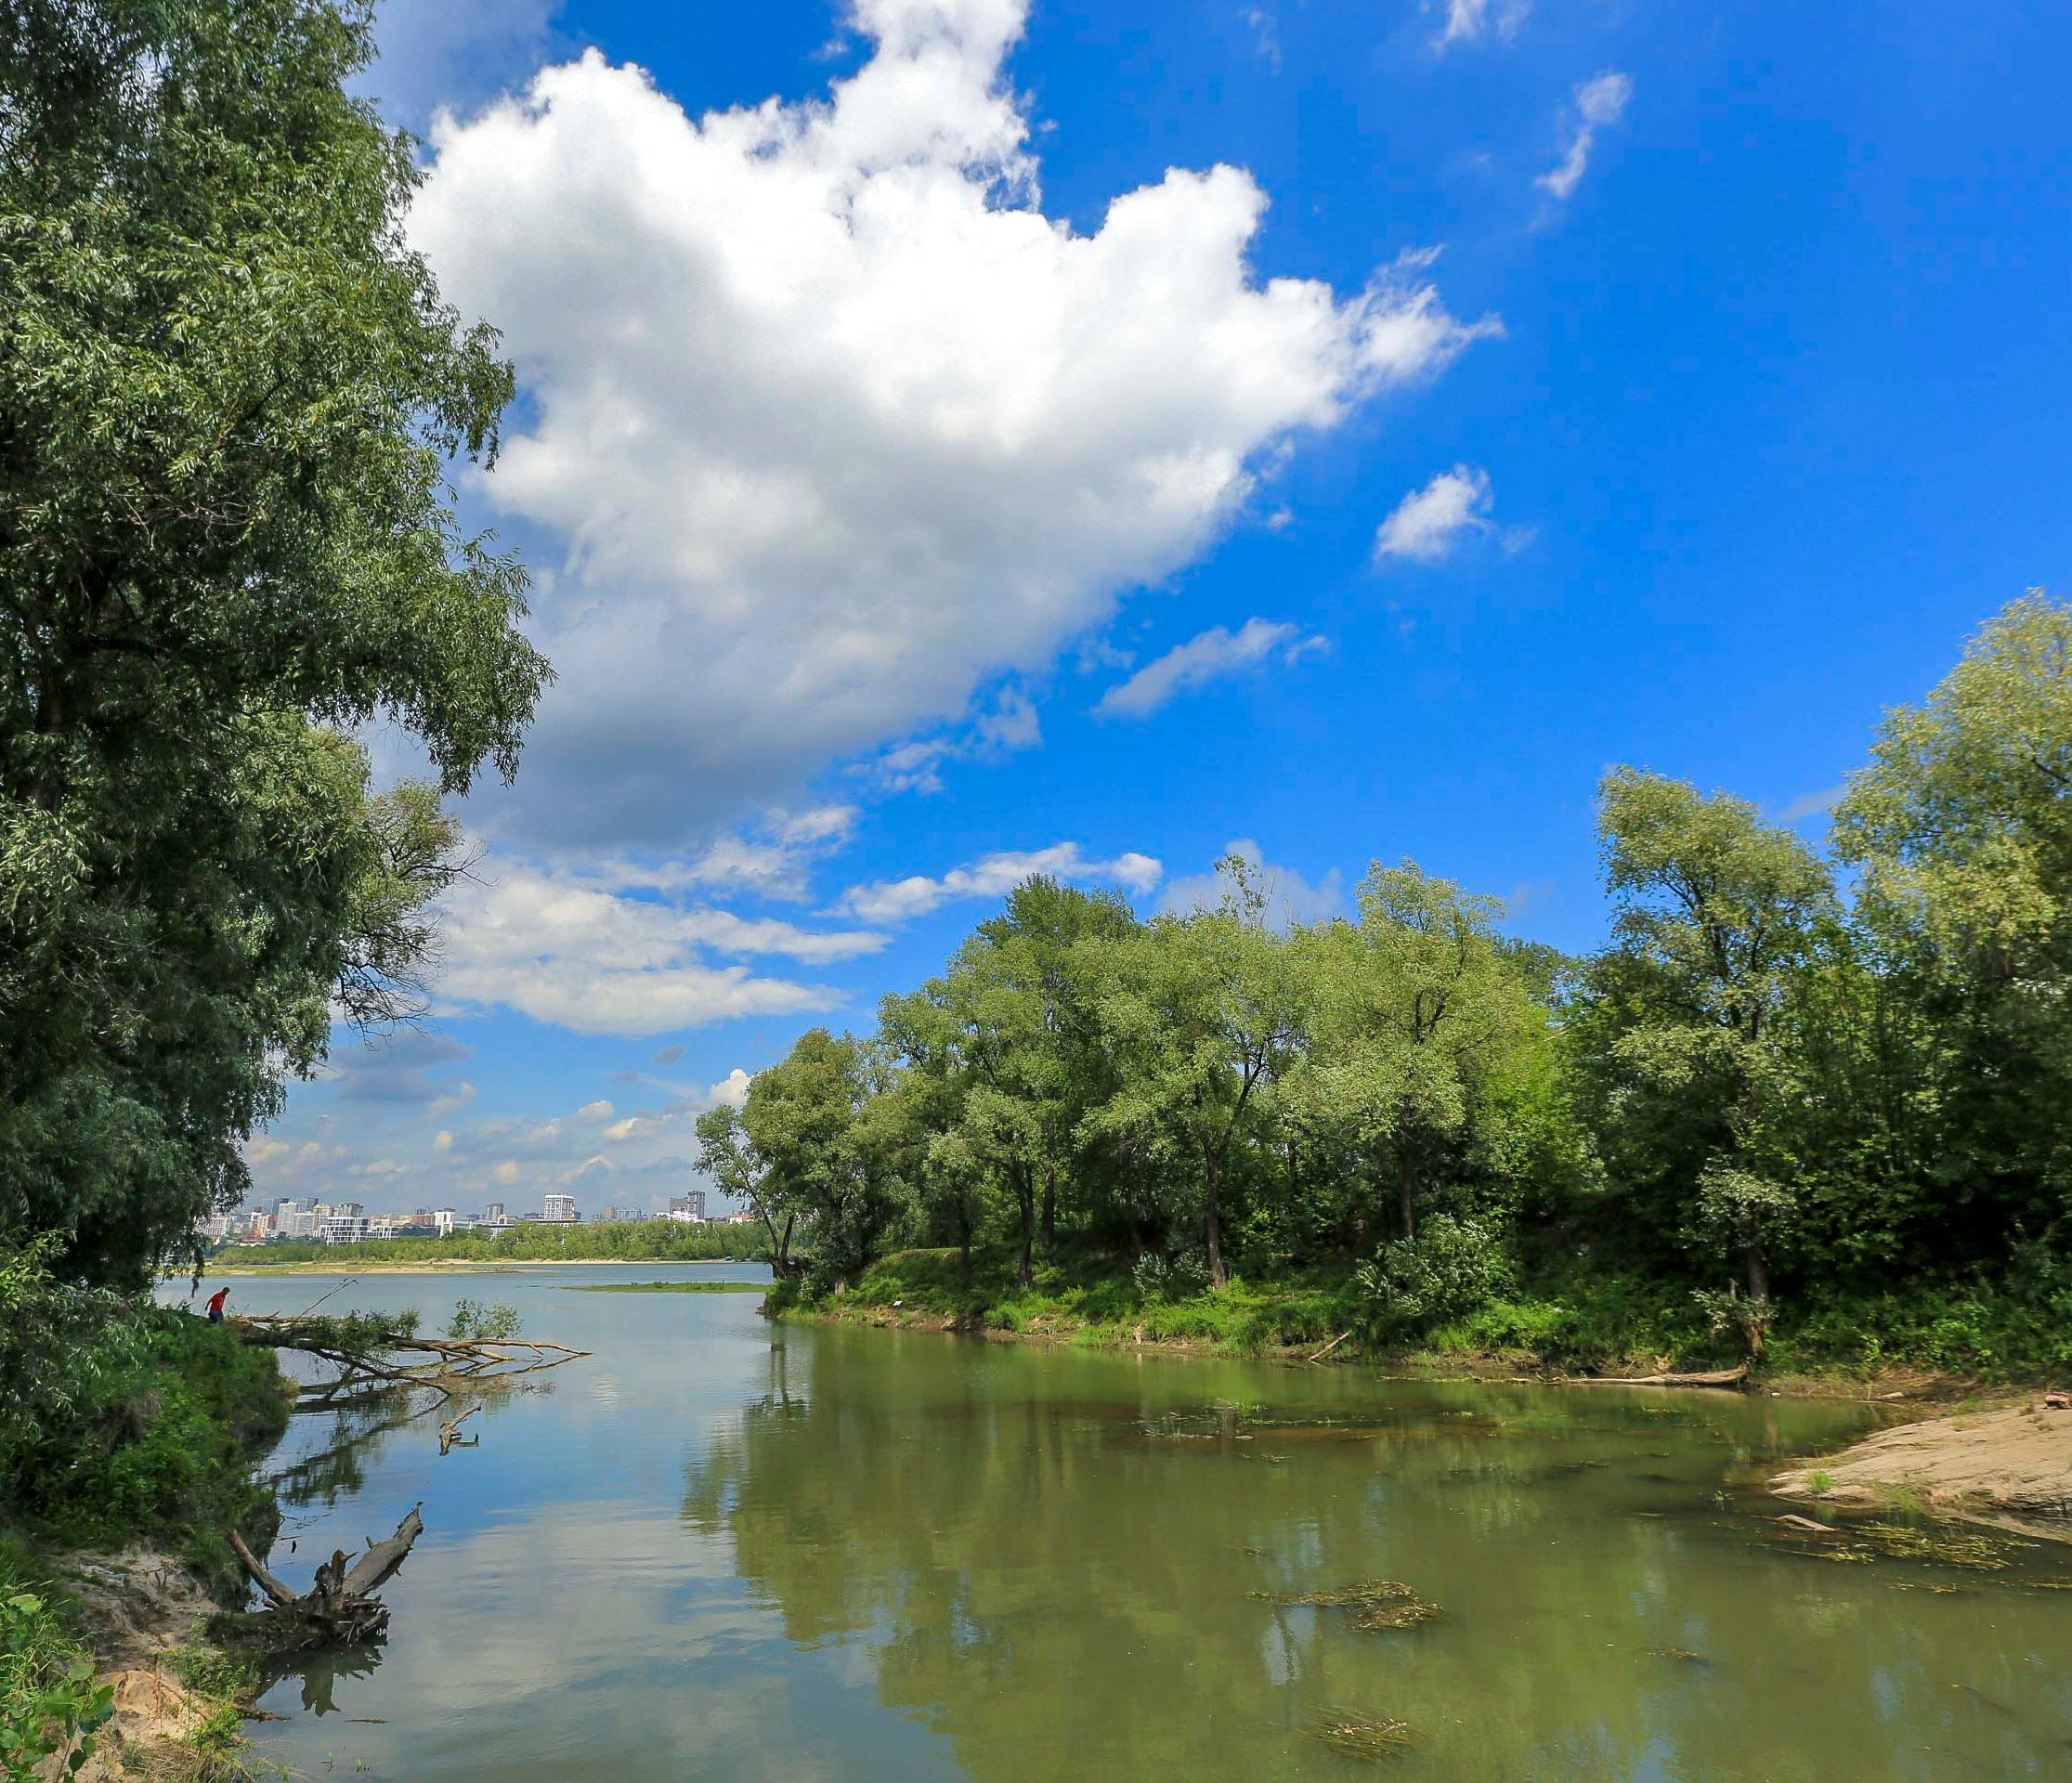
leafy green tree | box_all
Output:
[739,1030,915,1289]
[1833,591,2072,1241]
[1571,770,1835,1313]
[0,0,549,1283]
[1293,862,1549,1243]
[694,1104,802,1278]
[1082,860,1305,1287]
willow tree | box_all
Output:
[1083,860,1305,1288]
[0,0,549,1284]
[1570,770,1835,1323]
[1292,861,1547,1243]
[1833,591,2072,1247]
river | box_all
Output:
[172,1263,2072,1780]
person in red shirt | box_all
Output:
[205,1287,228,1323]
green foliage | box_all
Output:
[1354,1215,1515,1340]
[0,0,550,1289]
[447,1299,519,1341]
[0,1585,111,1783]
[2,1247,288,1596]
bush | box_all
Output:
[0,1549,111,1783]
[2,1250,290,1598]
[1354,1216,1514,1340]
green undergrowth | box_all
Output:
[4,1308,292,1604]
[773,1245,2072,1385]
[0,1534,111,1781]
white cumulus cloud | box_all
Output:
[1094,618,1327,720]
[1537,72,1632,203]
[410,0,1496,846]
[435,859,887,1036]
[833,842,1161,924]
[1373,464,1494,563]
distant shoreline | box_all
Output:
[189,1256,762,1277]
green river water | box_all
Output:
[174,1264,2072,1780]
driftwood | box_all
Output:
[1560,1365,1751,1390]
[229,1506,424,1647]
[1307,1331,1354,1365]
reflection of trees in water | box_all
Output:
[681,1344,2057,1782]
[267,1378,559,1515]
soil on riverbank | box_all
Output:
[39,1547,245,1780]
[1771,1399,2072,1539]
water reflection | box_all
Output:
[167,1269,2072,1780]
[684,1333,2072,1782]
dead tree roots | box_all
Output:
[229,1506,424,1647]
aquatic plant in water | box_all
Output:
[1252,1581,1443,1630]
[1312,1709,1417,1762]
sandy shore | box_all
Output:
[1771,1399,2072,1539]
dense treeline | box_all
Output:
[705,595,2072,1369]
[230,1221,768,1267]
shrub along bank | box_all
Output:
[775,1242,2072,1385]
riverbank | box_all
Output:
[1771,1398,2072,1538]
[769,1246,2072,1401]
[1,1306,293,1778]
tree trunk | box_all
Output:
[1397,1152,1417,1243]
[1015,1167,1036,1288]
[957,1199,973,1282]
[1205,1154,1227,1289]
[1040,1160,1057,1248]
[1741,1245,1769,1358]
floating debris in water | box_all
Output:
[1253,1581,1443,1631]
[1774,1544,1875,1563]
[1766,1515,2038,1573]
[1646,1646,1709,1664]
[1312,1710,1417,1762]
[1857,1521,2031,1570]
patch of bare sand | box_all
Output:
[1771,1400,2072,1539]
[45,1549,230,1779]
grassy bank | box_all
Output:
[770,1245,2072,1391]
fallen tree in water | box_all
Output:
[1561,1364,1751,1390]
[230,1309,587,1412]
[228,1505,425,1646]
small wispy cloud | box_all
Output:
[1374,465,1495,564]
[1243,6,1281,71]
[1538,72,1632,202]
[1435,0,1531,52]
[832,844,1162,925]
[1094,618,1328,720]
[1778,784,1846,825]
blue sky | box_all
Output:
[249,0,2072,1217]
